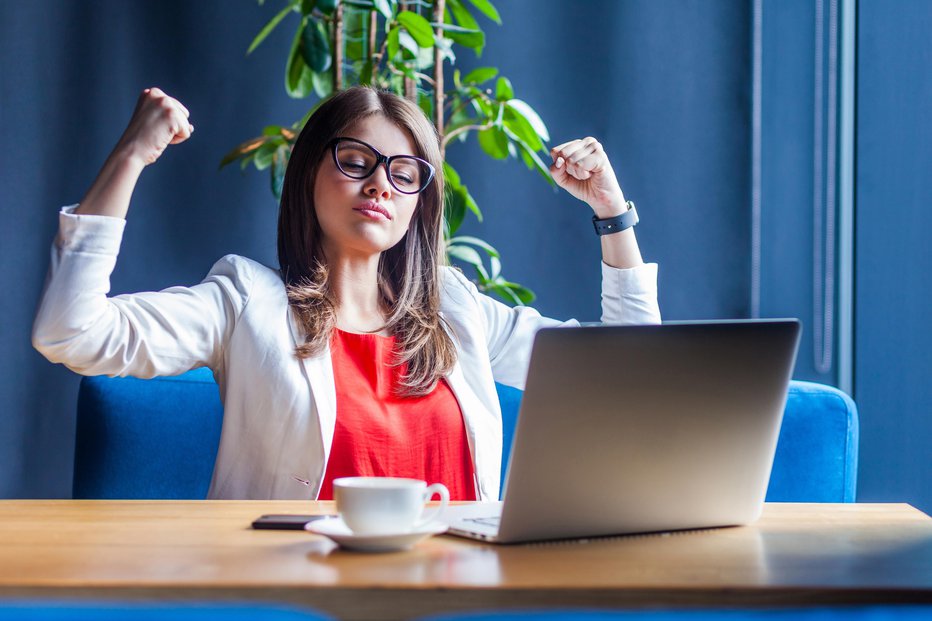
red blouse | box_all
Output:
[317,329,477,501]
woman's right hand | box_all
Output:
[116,87,194,167]
[74,88,194,218]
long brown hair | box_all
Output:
[277,86,456,397]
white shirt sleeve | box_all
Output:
[599,261,661,324]
[31,205,253,378]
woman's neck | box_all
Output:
[327,253,389,335]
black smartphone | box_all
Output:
[251,514,331,530]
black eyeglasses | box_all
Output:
[328,137,435,195]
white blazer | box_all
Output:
[33,206,662,500]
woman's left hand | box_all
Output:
[550,137,627,218]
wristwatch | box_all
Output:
[592,201,638,236]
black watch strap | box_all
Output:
[592,201,638,236]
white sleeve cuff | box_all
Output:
[56,204,127,255]
[600,261,661,325]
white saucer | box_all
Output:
[305,517,448,552]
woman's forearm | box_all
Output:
[74,146,145,219]
[600,227,643,269]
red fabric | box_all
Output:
[318,329,477,501]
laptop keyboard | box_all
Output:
[465,516,501,527]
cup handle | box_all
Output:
[415,483,450,528]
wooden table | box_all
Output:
[0,501,930,620]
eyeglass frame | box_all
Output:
[327,136,436,195]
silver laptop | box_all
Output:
[445,319,802,544]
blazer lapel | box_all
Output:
[287,309,337,486]
[445,358,501,501]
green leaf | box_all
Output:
[373,0,393,19]
[473,263,492,283]
[300,0,316,14]
[386,26,400,60]
[396,11,435,48]
[463,66,497,84]
[219,136,266,169]
[247,3,295,55]
[398,30,420,57]
[448,29,485,52]
[435,36,456,64]
[359,59,374,85]
[311,69,333,98]
[239,151,257,171]
[466,0,502,24]
[468,87,493,116]
[271,145,288,199]
[429,22,481,34]
[286,20,314,97]
[506,282,535,305]
[444,0,485,56]
[495,76,513,100]
[503,107,543,151]
[486,282,522,305]
[254,141,278,169]
[446,244,484,269]
[506,98,550,142]
[487,279,534,305]
[478,127,509,160]
[489,255,501,279]
[316,0,338,14]
[506,128,555,185]
[301,19,332,72]
[445,184,468,235]
[447,0,484,53]
[463,186,482,220]
[394,60,417,81]
[418,91,433,119]
[442,161,461,187]
[448,0,479,30]
[448,235,500,257]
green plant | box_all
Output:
[222,0,555,305]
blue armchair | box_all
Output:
[74,371,858,502]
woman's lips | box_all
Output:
[353,202,391,220]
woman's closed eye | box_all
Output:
[340,159,369,171]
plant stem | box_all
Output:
[446,92,480,118]
[441,121,494,150]
[333,2,344,91]
[400,1,417,102]
[433,0,446,153]
[373,23,389,82]
[368,10,377,64]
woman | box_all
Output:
[32,86,661,501]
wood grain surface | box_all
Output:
[0,501,929,620]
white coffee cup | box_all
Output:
[333,477,450,535]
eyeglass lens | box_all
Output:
[334,140,430,194]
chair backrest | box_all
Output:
[74,373,858,502]
[498,380,859,502]
[74,368,222,499]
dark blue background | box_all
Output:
[1,1,929,512]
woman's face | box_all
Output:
[313,114,422,262]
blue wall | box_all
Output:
[855,0,932,510]
[759,0,832,384]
